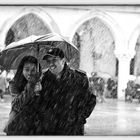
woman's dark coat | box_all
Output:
[3,81,42,135]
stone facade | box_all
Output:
[1,5,140,100]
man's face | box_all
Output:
[45,57,65,76]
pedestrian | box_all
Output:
[36,48,96,135]
[90,74,105,103]
[4,55,42,135]
[0,70,7,102]
[95,77,105,103]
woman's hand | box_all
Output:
[34,81,42,96]
[26,72,42,96]
[28,72,40,85]
[26,81,42,97]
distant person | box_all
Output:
[90,73,105,103]
[0,70,7,102]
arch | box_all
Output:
[128,24,140,56]
[128,24,140,76]
[130,57,135,75]
[68,9,124,52]
[0,6,60,48]
[68,9,122,77]
[116,58,119,77]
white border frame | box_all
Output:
[1,1,140,140]
[0,0,140,5]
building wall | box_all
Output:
[0,5,140,100]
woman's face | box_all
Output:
[23,62,37,81]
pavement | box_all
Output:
[85,99,140,136]
[0,95,11,135]
[1,95,140,136]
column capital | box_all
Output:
[115,50,135,61]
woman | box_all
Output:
[4,55,42,135]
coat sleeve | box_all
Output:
[76,74,96,124]
[82,88,96,119]
[9,81,35,113]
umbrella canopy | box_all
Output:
[0,33,79,70]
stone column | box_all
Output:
[116,53,133,101]
[79,46,94,77]
[79,33,94,77]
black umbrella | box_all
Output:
[0,33,79,70]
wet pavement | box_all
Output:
[85,99,140,136]
[1,95,140,136]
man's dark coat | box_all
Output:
[37,63,96,135]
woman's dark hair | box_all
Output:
[14,55,41,93]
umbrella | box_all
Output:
[0,33,79,70]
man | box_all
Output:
[37,47,96,135]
